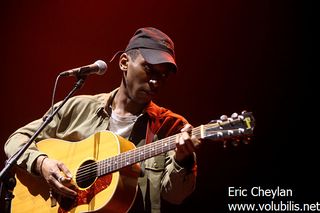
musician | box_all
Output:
[4,27,200,212]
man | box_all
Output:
[4,27,200,212]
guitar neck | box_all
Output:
[96,126,202,176]
[97,112,254,176]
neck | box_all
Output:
[112,85,147,116]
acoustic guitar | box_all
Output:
[11,111,254,213]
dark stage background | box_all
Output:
[0,1,314,212]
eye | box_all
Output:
[161,72,169,78]
[144,64,151,74]
[144,63,170,80]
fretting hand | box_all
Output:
[174,124,201,164]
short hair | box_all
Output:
[126,49,140,61]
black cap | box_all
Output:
[125,27,177,71]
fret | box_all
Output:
[97,161,101,176]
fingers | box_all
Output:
[175,124,201,162]
[177,133,201,152]
[179,124,201,149]
[41,158,77,198]
[191,135,201,148]
[57,162,73,179]
[177,132,196,153]
[180,123,193,133]
[50,173,77,198]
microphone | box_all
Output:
[60,60,107,77]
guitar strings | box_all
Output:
[73,126,241,182]
[74,128,200,182]
[75,134,179,182]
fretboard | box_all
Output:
[96,126,202,176]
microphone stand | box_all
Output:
[0,76,86,213]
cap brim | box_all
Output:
[139,49,177,72]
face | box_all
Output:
[120,51,172,104]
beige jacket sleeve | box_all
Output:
[4,93,110,174]
[4,113,60,174]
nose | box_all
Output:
[149,79,160,87]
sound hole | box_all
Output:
[75,159,97,188]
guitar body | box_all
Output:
[12,131,140,213]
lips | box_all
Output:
[147,90,157,96]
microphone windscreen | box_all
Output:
[94,60,107,75]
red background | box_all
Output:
[0,1,314,212]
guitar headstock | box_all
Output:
[201,111,255,148]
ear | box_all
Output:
[119,53,129,71]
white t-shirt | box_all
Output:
[108,109,142,139]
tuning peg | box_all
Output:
[220,115,228,121]
[238,128,245,134]
[227,130,234,136]
[216,120,224,129]
[231,112,238,119]
[217,131,223,138]
[241,110,247,115]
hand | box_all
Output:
[174,124,201,164]
[36,156,77,198]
